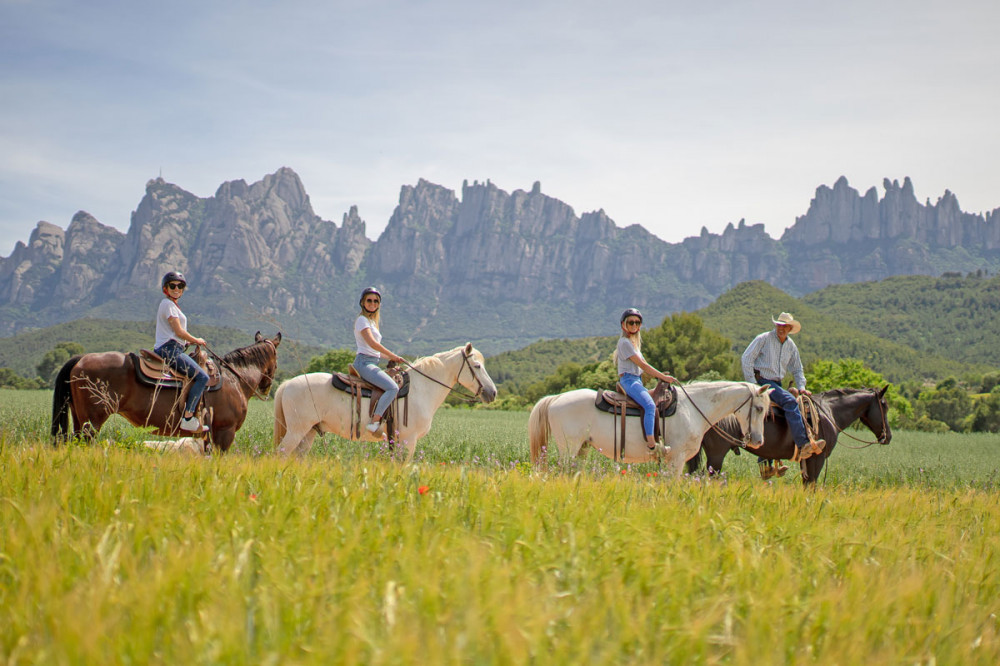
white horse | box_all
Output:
[528,381,771,475]
[273,343,497,461]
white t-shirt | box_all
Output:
[354,315,382,357]
[154,298,187,349]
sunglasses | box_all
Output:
[625,319,641,327]
[166,282,185,290]
[364,298,380,304]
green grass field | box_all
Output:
[2,389,999,664]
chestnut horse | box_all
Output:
[51,332,281,452]
[687,386,891,485]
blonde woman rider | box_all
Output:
[352,287,405,434]
[614,308,677,450]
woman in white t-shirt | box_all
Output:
[352,287,405,433]
[613,308,676,451]
[153,271,209,432]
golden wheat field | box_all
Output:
[1,389,999,664]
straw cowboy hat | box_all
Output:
[772,312,801,335]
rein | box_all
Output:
[203,339,276,400]
[809,389,889,449]
[676,383,758,449]
[400,349,484,404]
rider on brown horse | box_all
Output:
[153,271,209,432]
[741,312,825,477]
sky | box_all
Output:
[2,0,999,257]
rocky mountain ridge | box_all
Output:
[2,168,998,354]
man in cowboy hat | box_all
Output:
[741,312,825,478]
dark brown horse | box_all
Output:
[687,386,891,485]
[51,332,281,452]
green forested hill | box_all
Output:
[695,281,985,382]
[0,319,321,378]
[485,279,991,392]
[801,273,1000,367]
[486,336,615,394]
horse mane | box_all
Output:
[819,387,874,399]
[221,342,274,371]
[409,345,470,374]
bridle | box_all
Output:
[401,348,485,404]
[203,338,277,401]
[677,383,762,449]
[819,388,890,449]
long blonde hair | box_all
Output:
[358,308,380,329]
[612,330,642,364]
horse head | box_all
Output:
[456,342,497,404]
[744,384,772,448]
[859,385,892,445]
[255,331,281,395]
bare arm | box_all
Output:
[360,327,404,363]
[168,316,206,346]
[628,354,676,383]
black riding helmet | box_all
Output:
[162,271,187,289]
[621,308,643,324]
[359,286,382,307]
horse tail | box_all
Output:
[273,380,288,448]
[528,395,555,465]
[51,355,83,444]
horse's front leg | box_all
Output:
[660,441,697,478]
[210,426,237,453]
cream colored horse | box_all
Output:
[273,343,497,461]
[529,381,770,475]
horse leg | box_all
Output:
[211,426,237,454]
[402,436,418,463]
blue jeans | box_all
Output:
[757,378,809,448]
[155,340,209,416]
[353,354,399,420]
[619,373,655,438]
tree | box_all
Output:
[0,367,47,390]
[305,348,356,375]
[36,342,86,387]
[917,381,973,432]
[641,312,736,381]
[967,387,1000,433]
[807,358,887,392]
[807,357,913,427]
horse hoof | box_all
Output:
[759,464,776,480]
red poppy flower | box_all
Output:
[418,486,430,495]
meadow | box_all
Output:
[1,389,999,664]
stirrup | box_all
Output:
[793,443,815,462]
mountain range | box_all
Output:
[2,168,998,354]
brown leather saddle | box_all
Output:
[595,380,677,418]
[129,348,222,392]
[330,363,410,441]
[595,380,677,461]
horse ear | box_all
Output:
[879,385,889,398]
[464,342,473,354]
[756,385,769,396]
[255,331,263,343]
[273,332,282,346]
